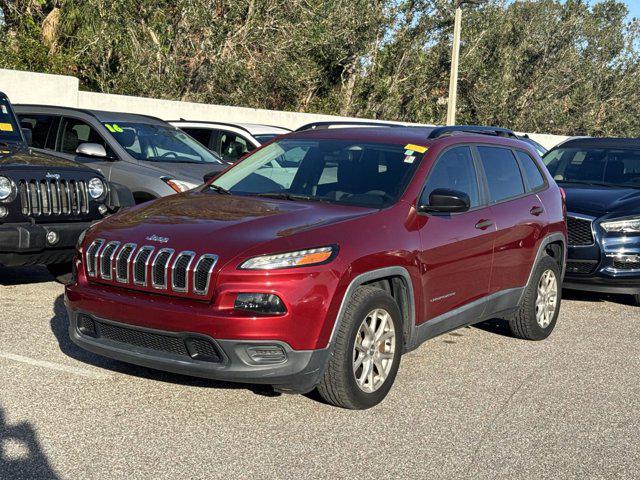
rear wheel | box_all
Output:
[46,263,73,285]
[509,255,561,340]
[317,286,403,409]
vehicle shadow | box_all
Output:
[562,288,637,307]
[0,266,53,286]
[0,407,61,480]
[49,294,281,398]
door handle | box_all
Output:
[475,219,493,230]
[530,206,544,216]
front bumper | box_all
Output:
[565,216,640,295]
[66,308,329,394]
[0,221,92,266]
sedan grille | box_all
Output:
[85,239,217,296]
[567,216,594,246]
[19,178,89,216]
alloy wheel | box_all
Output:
[536,269,558,328]
[352,308,396,393]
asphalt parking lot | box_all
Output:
[1,267,639,480]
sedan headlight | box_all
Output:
[240,246,337,270]
[601,216,640,233]
[0,176,15,201]
[163,178,199,193]
[88,177,106,199]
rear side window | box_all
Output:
[181,127,213,149]
[477,146,525,203]
[423,146,480,208]
[18,114,58,149]
[515,150,545,191]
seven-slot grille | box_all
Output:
[18,178,89,216]
[85,239,218,296]
[567,215,594,246]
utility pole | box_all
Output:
[446,1,463,126]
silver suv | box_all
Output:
[15,106,226,203]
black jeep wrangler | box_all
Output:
[0,91,133,281]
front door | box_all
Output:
[418,145,495,321]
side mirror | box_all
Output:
[21,128,33,146]
[76,142,107,158]
[418,188,470,214]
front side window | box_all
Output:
[478,146,525,202]
[210,138,422,208]
[543,147,640,188]
[105,122,223,164]
[0,98,23,143]
[216,131,251,163]
[59,117,110,155]
[423,146,480,208]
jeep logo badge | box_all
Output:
[46,172,61,180]
[145,234,169,243]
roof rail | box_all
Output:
[170,119,293,135]
[295,121,406,132]
[427,125,517,139]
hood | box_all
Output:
[562,183,640,217]
[138,160,226,184]
[93,191,374,261]
[0,148,96,171]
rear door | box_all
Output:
[418,145,495,320]
[476,145,547,294]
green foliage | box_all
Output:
[1,0,639,135]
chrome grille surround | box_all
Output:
[19,178,89,216]
[193,254,219,295]
[84,241,217,296]
[152,248,175,289]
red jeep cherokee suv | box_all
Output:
[65,125,567,409]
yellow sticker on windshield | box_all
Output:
[104,124,116,133]
[404,143,428,154]
[0,123,14,132]
[112,123,124,133]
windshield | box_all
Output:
[0,97,23,143]
[104,122,223,163]
[543,147,640,188]
[209,138,424,208]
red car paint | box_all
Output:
[65,128,566,388]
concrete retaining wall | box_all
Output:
[1,68,568,148]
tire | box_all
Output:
[633,294,640,307]
[317,286,403,409]
[47,263,73,285]
[509,255,561,340]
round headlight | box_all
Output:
[88,178,105,199]
[0,176,14,201]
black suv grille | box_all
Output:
[567,216,594,246]
[77,315,222,363]
[19,178,89,216]
[566,260,597,275]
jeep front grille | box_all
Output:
[19,178,89,216]
[85,239,218,296]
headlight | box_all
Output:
[601,216,640,233]
[240,246,337,270]
[88,177,106,199]
[163,178,199,193]
[0,176,15,201]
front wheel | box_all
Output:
[317,286,403,409]
[509,255,561,340]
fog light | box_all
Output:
[246,345,287,364]
[0,206,7,218]
[46,230,59,245]
[234,293,286,314]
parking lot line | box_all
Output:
[0,351,109,380]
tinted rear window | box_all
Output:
[477,146,525,202]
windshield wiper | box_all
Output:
[253,192,329,203]
[208,184,231,195]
